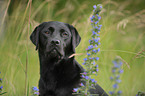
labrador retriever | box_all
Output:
[30,21,108,96]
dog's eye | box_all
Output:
[62,32,68,36]
[45,31,51,34]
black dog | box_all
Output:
[30,21,108,96]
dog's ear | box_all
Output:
[66,24,81,53]
[30,22,46,50]
[30,26,40,50]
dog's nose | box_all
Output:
[51,40,60,45]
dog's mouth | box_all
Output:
[46,48,63,59]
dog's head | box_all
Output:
[30,21,81,60]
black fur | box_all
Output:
[30,21,108,96]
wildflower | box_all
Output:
[95,44,98,48]
[92,49,97,53]
[78,4,103,95]
[92,31,96,35]
[116,75,120,79]
[119,69,123,73]
[112,69,116,73]
[116,79,121,83]
[80,83,85,87]
[32,86,39,91]
[34,92,39,95]
[110,76,113,80]
[90,79,97,83]
[31,86,39,96]
[81,75,85,78]
[97,16,101,20]
[94,39,99,43]
[97,48,100,52]
[86,45,94,50]
[93,5,97,9]
[87,53,91,56]
[82,62,86,65]
[92,61,95,65]
[109,91,114,95]
[0,86,3,90]
[113,84,118,89]
[95,57,99,61]
[85,76,89,79]
[96,69,99,72]
[109,57,124,95]
[84,58,87,61]
[73,88,79,92]
[95,21,99,24]
[83,72,87,75]
[118,91,122,94]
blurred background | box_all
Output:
[0,0,145,95]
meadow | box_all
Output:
[0,0,145,95]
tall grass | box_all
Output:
[0,0,145,95]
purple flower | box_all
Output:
[118,90,122,94]
[112,69,116,73]
[92,61,95,65]
[83,72,87,75]
[95,21,99,24]
[79,4,103,95]
[34,92,39,95]
[92,31,96,35]
[81,75,85,78]
[95,26,98,29]
[98,16,101,20]
[0,86,3,90]
[87,53,91,56]
[85,76,89,79]
[110,58,124,95]
[98,25,102,27]
[80,83,84,86]
[73,88,79,92]
[84,58,87,61]
[95,44,98,48]
[96,69,99,72]
[87,45,94,50]
[95,57,99,60]
[116,79,121,83]
[99,5,103,9]
[32,86,39,91]
[82,62,86,65]
[97,48,100,52]
[112,61,117,65]
[90,79,97,83]
[114,64,120,68]
[96,34,100,36]
[113,84,118,88]
[119,61,123,65]
[97,30,100,33]
[119,69,123,73]
[93,5,97,9]
[109,91,114,95]
[92,49,97,53]
[110,76,113,80]
[94,39,99,43]
[116,75,120,79]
